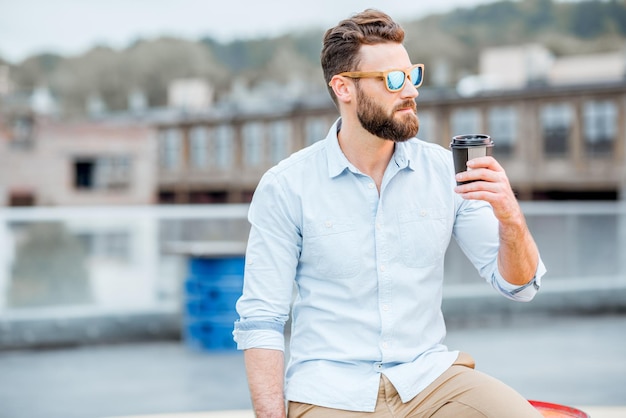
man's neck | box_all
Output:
[337,117,395,191]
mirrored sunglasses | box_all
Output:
[334,64,424,92]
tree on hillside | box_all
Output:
[202,37,277,73]
[522,0,557,31]
[123,37,229,105]
[51,46,125,115]
[250,37,323,89]
[11,53,62,89]
[568,1,610,38]
[608,0,626,35]
[47,38,230,115]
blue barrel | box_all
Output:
[182,256,244,351]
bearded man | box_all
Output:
[234,8,545,418]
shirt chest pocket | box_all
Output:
[303,218,361,280]
[397,207,450,268]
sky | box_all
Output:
[0,0,503,64]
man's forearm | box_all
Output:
[498,216,539,286]
[244,348,286,418]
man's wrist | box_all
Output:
[254,405,286,418]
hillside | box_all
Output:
[4,0,626,117]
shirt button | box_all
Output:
[325,221,332,228]
[368,183,375,189]
[420,210,428,217]
[382,342,389,349]
[376,223,382,230]
[382,304,390,311]
[380,265,386,272]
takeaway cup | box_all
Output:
[450,134,494,185]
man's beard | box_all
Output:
[356,86,419,142]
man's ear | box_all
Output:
[329,76,354,105]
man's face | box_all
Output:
[355,82,419,142]
[351,43,420,142]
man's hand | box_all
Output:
[454,156,522,226]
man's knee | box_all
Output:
[448,370,542,418]
[428,400,488,418]
[421,367,542,418]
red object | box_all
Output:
[529,400,590,418]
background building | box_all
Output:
[154,44,626,203]
[0,116,156,206]
[2,45,626,206]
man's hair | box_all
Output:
[321,9,405,103]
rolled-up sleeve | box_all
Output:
[492,258,546,302]
[233,171,301,351]
[453,196,546,302]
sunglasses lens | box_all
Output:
[410,66,423,87]
[386,71,406,91]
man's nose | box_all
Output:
[400,80,419,99]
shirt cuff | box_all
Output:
[494,257,546,302]
[233,327,285,351]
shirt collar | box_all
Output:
[325,118,415,178]
[326,118,355,178]
[393,140,415,171]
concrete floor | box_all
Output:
[0,313,624,418]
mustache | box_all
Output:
[394,100,417,112]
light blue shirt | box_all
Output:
[233,118,545,412]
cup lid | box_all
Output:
[451,134,493,147]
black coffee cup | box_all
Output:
[450,134,494,185]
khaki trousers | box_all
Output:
[287,353,542,418]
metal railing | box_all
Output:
[1,202,624,317]
[446,201,626,285]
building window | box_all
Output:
[189,126,209,168]
[9,116,35,150]
[74,156,131,190]
[77,231,130,263]
[189,190,228,204]
[159,128,182,169]
[488,106,517,157]
[305,117,328,147]
[269,120,291,164]
[541,103,572,157]
[8,190,35,206]
[213,124,234,169]
[417,110,434,142]
[584,100,616,157]
[75,161,95,188]
[243,122,264,167]
[158,191,176,204]
[451,108,480,136]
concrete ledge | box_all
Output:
[2,278,625,349]
[0,307,180,349]
[577,406,626,418]
[105,406,626,418]
[106,411,253,418]
[442,278,626,328]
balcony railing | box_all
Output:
[1,202,624,317]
